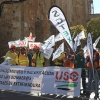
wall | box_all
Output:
[0,0,100,64]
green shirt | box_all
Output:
[75,53,85,68]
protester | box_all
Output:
[32,46,44,67]
[16,47,29,66]
[86,49,99,98]
[75,48,86,95]
[4,45,17,65]
[54,52,65,67]
[63,49,75,68]
[27,49,33,67]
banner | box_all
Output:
[87,33,94,75]
[0,65,81,96]
[19,39,28,47]
[49,6,74,52]
[42,35,55,50]
[8,39,28,48]
[40,48,54,59]
[52,43,64,61]
[55,33,64,42]
[29,42,42,49]
[8,39,20,48]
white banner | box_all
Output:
[49,7,74,52]
[42,35,55,50]
[40,48,54,59]
[52,43,64,61]
[19,39,28,47]
[87,33,94,71]
[29,42,42,49]
[8,39,28,48]
[55,33,64,42]
[8,39,20,48]
[0,65,81,96]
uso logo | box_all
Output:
[55,71,78,82]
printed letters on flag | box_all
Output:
[42,35,55,50]
[49,6,74,52]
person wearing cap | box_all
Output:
[4,45,17,65]
[16,47,29,66]
[75,48,86,95]
[32,46,44,67]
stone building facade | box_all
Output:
[0,0,100,63]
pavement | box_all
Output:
[0,90,99,100]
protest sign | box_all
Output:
[29,42,42,49]
[0,65,81,96]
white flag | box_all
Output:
[42,35,55,50]
[52,43,64,61]
[74,31,85,41]
[74,35,81,52]
[49,7,74,52]
[55,33,64,42]
[93,36,100,49]
[40,48,54,59]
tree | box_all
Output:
[87,17,100,48]
[70,25,86,38]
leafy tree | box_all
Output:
[70,25,86,38]
[87,17,100,48]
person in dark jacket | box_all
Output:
[27,49,33,67]
[75,49,86,95]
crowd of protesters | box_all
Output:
[4,45,44,67]
[1,45,100,98]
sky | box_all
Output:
[93,0,100,13]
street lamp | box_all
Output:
[0,0,26,17]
